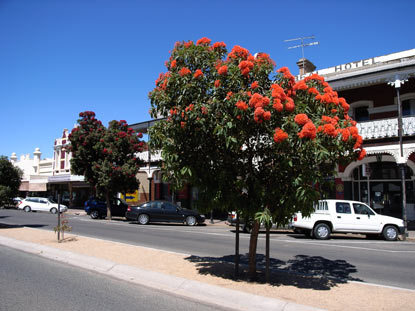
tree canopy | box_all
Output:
[148,38,365,279]
[0,155,22,207]
[68,111,144,219]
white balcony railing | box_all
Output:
[357,117,415,140]
[136,150,162,162]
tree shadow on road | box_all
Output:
[185,253,362,290]
[0,223,46,229]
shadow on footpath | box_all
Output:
[0,223,46,229]
[185,253,362,290]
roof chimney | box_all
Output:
[296,58,316,76]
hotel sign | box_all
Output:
[334,57,377,72]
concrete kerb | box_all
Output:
[0,234,324,311]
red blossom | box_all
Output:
[227,45,250,60]
[218,65,228,75]
[179,67,191,76]
[251,81,259,89]
[238,60,254,76]
[285,98,295,112]
[323,124,338,137]
[214,80,220,88]
[193,69,204,79]
[235,100,248,111]
[274,128,288,143]
[357,149,366,160]
[196,37,211,46]
[183,41,193,48]
[293,80,308,91]
[171,59,177,69]
[226,92,233,100]
[298,121,317,140]
[294,114,309,126]
[213,41,226,49]
[273,99,283,112]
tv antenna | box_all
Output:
[284,35,319,60]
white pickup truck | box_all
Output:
[291,199,404,241]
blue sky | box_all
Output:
[1,0,414,159]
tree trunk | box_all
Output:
[234,213,240,278]
[266,224,270,283]
[105,190,112,220]
[248,220,260,281]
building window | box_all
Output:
[354,106,370,121]
[403,98,415,116]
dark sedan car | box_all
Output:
[85,197,129,219]
[125,201,205,226]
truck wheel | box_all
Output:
[383,225,398,241]
[314,223,331,240]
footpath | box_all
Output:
[0,213,414,311]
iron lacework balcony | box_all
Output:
[356,116,415,140]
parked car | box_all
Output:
[125,201,205,226]
[84,197,129,219]
[18,197,68,214]
[291,199,405,241]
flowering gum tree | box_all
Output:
[148,38,365,280]
[68,111,144,219]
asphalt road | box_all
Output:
[0,245,232,311]
[1,208,415,290]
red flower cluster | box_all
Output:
[179,67,191,76]
[254,107,271,123]
[285,98,295,112]
[185,104,194,112]
[171,59,177,69]
[293,80,308,91]
[228,45,250,60]
[239,60,254,76]
[193,69,203,79]
[274,128,288,143]
[213,41,226,49]
[214,80,220,88]
[196,37,211,46]
[298,122,317,140]
[357,149,366,160]
[277,67,295,86]
[249,93,270,108]
[118,131,127,138]
[294,114,309,126]
[235,100,248,111]
[254,52,275,66]
[250,81,259,89]
[183,41,193,48]
[271,84,287,112]
[218,65,228,75]
[226,92,233,100]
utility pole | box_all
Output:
[388,75,409,240]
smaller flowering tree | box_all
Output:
[149,38,365,280]
[69,111,144,219]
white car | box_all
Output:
[18,197,68,214]
[291,199,404,241]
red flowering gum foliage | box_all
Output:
[255,52,276,66]
[322,124,338,137]
[213,41,226,49]
[251,81,259,89]
[214,80,220,88]
[357,149,366,160]
[294,114,310,126]
[271,84,286,102]
[196,37,211,46]
[239,60,254,76]
[298,121,317,140]
[227,45,250,60]
[274,128,288,143]
[293,80,308,91]
[277,67,295,86]
[285,98,295,112]
[218,65,228,75]
[235,100,248,111]
[193,69,204,79]
[183,41,193,48]
[179,67,191,76]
